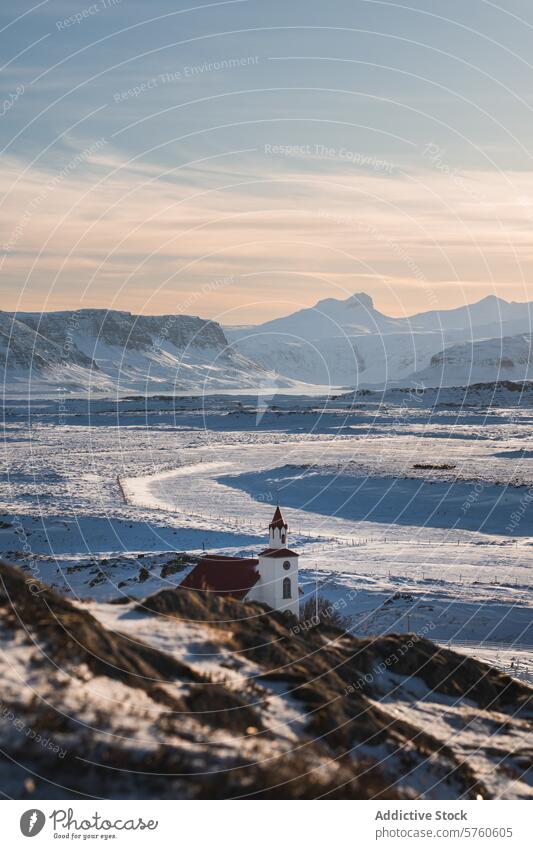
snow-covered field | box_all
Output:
[2,391,533,674]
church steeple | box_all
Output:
[269,505,288,549]
[257,505,299,616]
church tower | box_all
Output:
[268,505,288,548]
[247,505,299,617]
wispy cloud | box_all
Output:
[1,144,532,320]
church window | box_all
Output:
[283,560,291,571]
[283,577,292,599]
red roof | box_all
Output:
[180,555,260,600]
[258,547,299,558]
[269,505,288,530]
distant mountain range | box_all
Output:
[226,292,533,388]
[1,294,532,394]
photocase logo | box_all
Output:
[20,809,46,837]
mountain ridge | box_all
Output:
[0,308,280,395]
[3,293,533,394]
[226,291,533,388]
[225,291,531,333]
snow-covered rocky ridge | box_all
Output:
[407,334,533,388]
[1,557,531,799]
[4,296,533,394]
[226,292,533,388]
[0,308,279,394]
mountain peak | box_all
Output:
[346,292,374,310]
[475,294,508,305]
[314,291,375,313]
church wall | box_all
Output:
[248,554,299,618]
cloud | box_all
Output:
[1,143,532,320]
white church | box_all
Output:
[181,506,300,617]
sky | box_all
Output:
[1,0,533,325]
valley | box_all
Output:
[2,383,533,799]
[2,390,533,682]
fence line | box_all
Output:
[442,639,533,683]
[119,486,529,579]
[115,491,530,550]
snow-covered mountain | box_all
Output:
[408,294,531,334]
[3,295,532,395]
[406,333,533,388]
[0,309,280,395]
[226,292,533,388]
[244,291,401,337]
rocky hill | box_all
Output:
[407,334,533,388]
[0,559,531,799]
[0,309,277,395]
